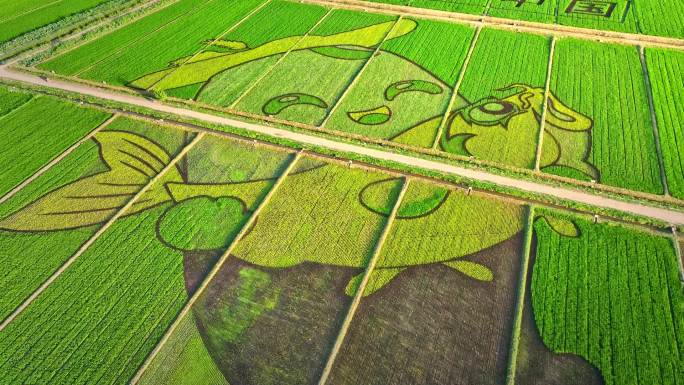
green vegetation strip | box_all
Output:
[129,150,302,385]
[316,177,408,385]
[504,205,534,385]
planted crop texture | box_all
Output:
[556,0,638,34]
[526,211,684,385]
[0,0,109,43]
[441,28,550,169]
[0,134,292,385]
[543,39,663,194]
[39,0,208,76]
[0,116,187,324]
[0,86,32,117]
[324,18,474,147]
[233,9,397,125]
[76,0,266,87]
[645,48,684,200]
[326,181,527,384]
[636,0,684,39]
[487,0,557,23]
[137,312,228,385]
[166,1,328,102]
[0,95,110,197]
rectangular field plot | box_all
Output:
[514,209,684,385]
[136,157,404,385]
[645,48,684,200]
[0,134,294,385]
[0,116,186,324]
[323,18,475,148]
[325,180,527,384]
[541,39,664,194]
[232,9,397,126]
[555,0,638,34]
[170,1,330,103]
[635,0,684,39]
[0,91,111,197]
[39,0,266,88]
[439,29,550,169]
[0,0,109,44]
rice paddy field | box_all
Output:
[0,0,683,384]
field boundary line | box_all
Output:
[533,36,556,171]
[70,0,198,77]
[318,15,403,128]
[300,0,684,50]
[672,227,684,283]
[0,0,63,25]
[229,7,334,109]
[639,46,670,196]
[128,150,302,385]
[0,93,36,123]
[1,0,166,65]
[0,113,118,206]
[316,178,409,385]
[0,133,205,333]
[504,205,535,385]
[145,0,273,93]
[431,25,481,150]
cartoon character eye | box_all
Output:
[347,106,392,125]
[465,99,519,126]
[262,93,327,115]
[384,80,443,101]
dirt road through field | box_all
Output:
[1,67,683,225]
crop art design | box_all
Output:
[130,19,598,180]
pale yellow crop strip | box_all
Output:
[533,36,555,171]
[72,0,195,77]
[128,150,303,385]
[0,112,119,206]
[0,132,205,332]
[228,7,335,109]
[318,16,404,128]
[143,0,274,93]
[639,45,670,196]
[316,177,410,385]
[504,205,535,385]
[430,25,482,150]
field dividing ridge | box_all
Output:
[533,37,555,171]
[128,149,302,385]
[639,45,670,196]
[228,7,335,109]
[504,205,535,385]
[144,0,273,93]
[673,227,684,282]
[316,177,409,385]
[0,112,118,206]
[430,25,481,150]
[0,132,205,333]
[318,16,403,128]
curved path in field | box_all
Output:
[1,67,683,225]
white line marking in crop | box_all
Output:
[0,0,63,25]
[0,133,205,332]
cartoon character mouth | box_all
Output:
[262,93,328,115]
[347,105,392,125]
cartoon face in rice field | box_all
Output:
[1,21,593,297]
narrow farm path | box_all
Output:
[301,0,684,50]
[2,67,683,225]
